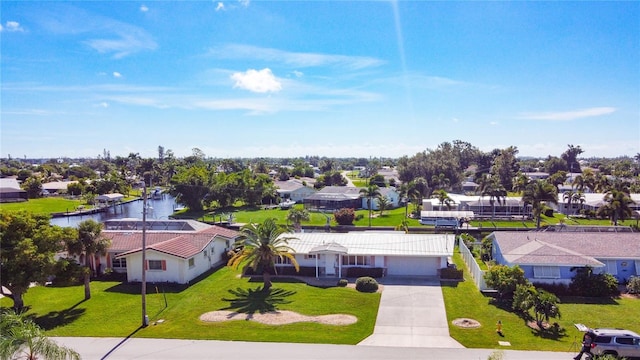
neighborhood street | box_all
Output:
[53,337,576,360]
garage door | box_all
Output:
[386,256,439,276]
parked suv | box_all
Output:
[590,328,640,358]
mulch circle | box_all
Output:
[452,318,481,328]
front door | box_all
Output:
[325,254,336,276]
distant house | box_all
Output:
[553,192,640,216]
[274,179,316,203]
[362,187,400,210]
[489,229,640,284]
[42,181,78,195]
[0,178,27,202]
[275,231,455,277]
[303,186,362,211]
[422,193,531,219]
[102,219,239,284]
[97,193,125,205]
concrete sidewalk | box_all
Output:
[358,280,464,348]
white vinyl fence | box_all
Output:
[458,237,489,291]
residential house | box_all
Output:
[554,192,640,216]
[303,186,362,211]
[42,180,78,195]
[274,231,455,278]
[274,179,316,203]
[422,193,532,219]
[101,219,239,284]
[489,229,640,284]
[0,178,27,202]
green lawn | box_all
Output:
[0,198,85,215]
[443,250,640,351]
[1,267,380,344]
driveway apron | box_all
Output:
[358,278,464,348]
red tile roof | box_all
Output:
[107,225,238,259]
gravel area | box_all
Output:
[199,310,357,326]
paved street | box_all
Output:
[54,337,576,360]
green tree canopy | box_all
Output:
[227,218,299,291]
[0,210,75,311]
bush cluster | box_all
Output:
[627,276,640,294]
[355,276,379,293]
[569,267,619,298]
[337,279,348,287]
[333,208,355,225]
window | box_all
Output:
[204,250,208,257]
[304,254,316,259]
[276,257,292,265]
[188,258,195,268]
[615,337,635,345]
[342,255,370,266]
[148,260,165,271]
[533,266,560,279]
[112,257,127,269]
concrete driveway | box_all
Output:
[358,277,464,348]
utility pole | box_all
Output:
[141,184,149,327]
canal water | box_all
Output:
[50,195,179,228]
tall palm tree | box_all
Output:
[597,189,635,226]
[522,180,558,229]
[562,190,576,215]
[397,182,420,219]
[571,174,585,192]
[67,219,111,300]
[432,189,454,210]
[481,177,507,220]
[512,172,530,194]
[286,208,310,232]
[0,310,80,360]
[227,218,299,291]
[360,183,381,227]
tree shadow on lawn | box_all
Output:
[30,299,87,330]
[559,296,620,305]
[221,286,296,315]
[487,298,568,341]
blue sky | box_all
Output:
[1,1,639,159]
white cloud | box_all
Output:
[140,5,149,12]
[231,68,282,93]
[238,0,250,7]
[489,121,498,126]
[113,72,122,78]
[215,2,225,11]
[209,44,385,70]
[1,21,25,32]
[292,70,304,78]
[97,102,109,108]
[451,117,459,123]
[518,107,616,121]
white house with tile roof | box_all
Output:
[274,231,455,278]
[102,219,238,284]
[489,229,640,284]
[274,179,316,203]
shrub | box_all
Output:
[569,266,619,298]
[355,276,379,293]
[337,279,348,287]
[627,276,640,294]
[459,233,476,251]
[440,267,463,280]
[51,258,84,286]
[333,208,355,225]
[346,267,384,278]
[483,264,528,299]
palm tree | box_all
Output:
[512,172,530,194]
[360,183,381,227]
[227,218,299,291]
[481,177,507,220]
[66,219,111,300]
[562,190,576,215]
[0,310,80,360]
[522,180,558,229]
[286,208,310,232]
[397,182,420,219]
[432,189,454,210]
[597,189,635,226]
[571,174,585,192]
[376,194,391,216]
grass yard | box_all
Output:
[443,250,640,351]
[0,267,380,344]
[0,197,84,215]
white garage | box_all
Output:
[386,256,440,276]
